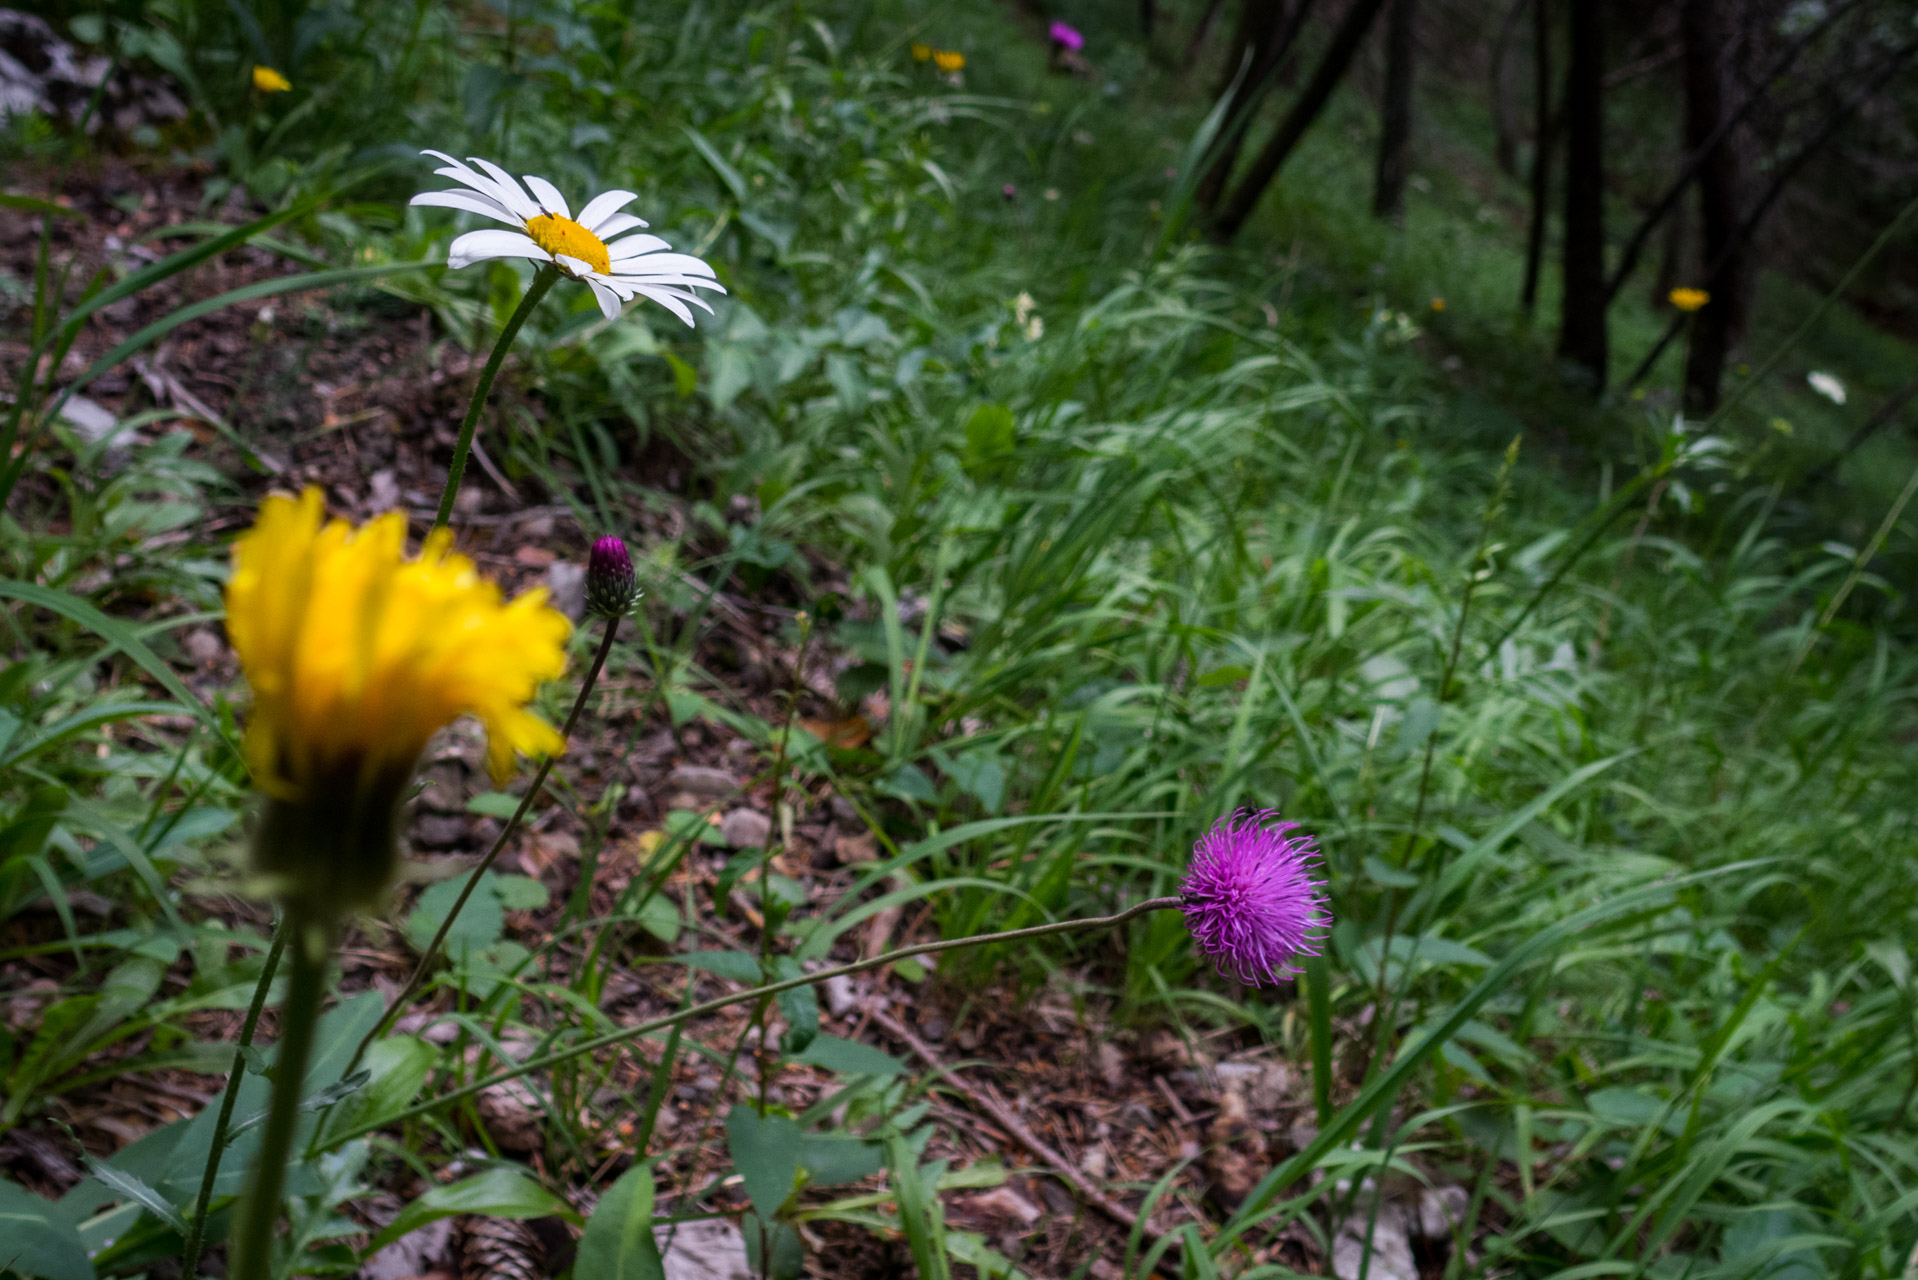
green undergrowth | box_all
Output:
[4,0,1918,1277]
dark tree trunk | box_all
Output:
[1680,0,1746,416]
[1519,0,1553,314]
[1197,0,1313,214]
[1556,0,1606,389]
[1490,0,1528,177]
[1650,192,1687,309]
[1182,0,1231,71]
[1214,0,1393,240]
[1141,0,1158,39]
[1604,0,1860,308]
[1373,0,1418,221]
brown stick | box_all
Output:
[869,1005,1187,1272]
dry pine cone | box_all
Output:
[461,1215,545,1280]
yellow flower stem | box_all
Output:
[230,914,334,1280]
[339,613,621,1078]
[179,921,287,1279]
[325,896,1185,1148]
[433,265,558,531]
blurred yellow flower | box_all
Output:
[1669,286,1709,312]
[252,65,292,92]
[933,49,965,72]
[227,490,569,912]
[1430,297,1446,311]
[910,42,932,61]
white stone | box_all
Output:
[656,1216,752,1280]
[720,808,772,849]
[1332,1204,1417,1280]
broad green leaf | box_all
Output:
[800,1134,885,1186]
[793,1034,905,1077]
[366,1166,573,1252]
[574,1163,665,1280]
[0,1177,95,1280]
[725,1105,802,1220]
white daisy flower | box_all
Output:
[410,150,726,325]
[1806,371,1847,406]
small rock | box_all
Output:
[823,974,860,1016]
[720,808,772,849]
[367,468,400,513]
[1333,1204,1417,1280]
[411,815,469,849]
[668,765,736,797]
[1415,1185,1470,1239]
[920,1017,947,1042]
[656,1216,752,1280]
[965,1185,1041,1225]
[546,560,587,620]
[1094,1042,1126,1089]
[182,628,226,665]
[1080,1145,1108,1179]
[58,395,117,442]
[833,831,878,864]
[828,794,860,824]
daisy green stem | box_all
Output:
[433,265,558,531]
[230,914,334,1280]
[325,896,1185,1148]
[340,613,620,1078]
[179,922,287,1279]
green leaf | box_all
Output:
[742,1211,804,1280]
[0,582,225,743]
[466,791,524,819]
[725,1105,802,1220]
[793,1034,905,1076]
[663,351,698,398]
[405,874,505,960]
[493,875,549,911]
[75,1157,187,1234]
[229,1070,369,1141]
[636,894,681,943]
[574,1162,665,1280]
[366,1166,573,1252]
[0,193,84,217]
[683,950,763,983]
[318,1037,434,1146]
[799,1134,886,1186]
[0,1176,95,1280]
[683,126,749,203]
[961,404,1016,480]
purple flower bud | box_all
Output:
[586,534,638,618]
[1049,21,1085,51]
[1180,809,1329,985]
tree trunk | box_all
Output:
[1679,0,1745,416]
[1556,0,1606,389]
[1604,0,1860,308]
[1373,0,1418,221]
[1197,0,1313,214]
[1182,0,1232,71]
[1519,0,1553,314]
[1214,0,1393,240]
[1141,0,1158,39]
[1490,0,1528,177]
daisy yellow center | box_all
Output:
[525,213,611,275]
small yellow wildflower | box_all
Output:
[252,65,292,92]
[1668,286,1709,312]
[910,42,932,61]
[227,490,569,914]
[1430,297,1446,312]
[933,49,965,72]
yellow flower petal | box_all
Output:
[226,490,572,908]
[253,65,292,92]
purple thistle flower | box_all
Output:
[1049,20,1085,51]
[1180,809,1329,985]
[585,534,639,619]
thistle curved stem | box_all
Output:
[327,896,1184,1147]
[341,614,620,1077]
[230,915,333,1280]
[179,922,287,1279]
[433,266,558,531]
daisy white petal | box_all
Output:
[409,190,524,225]
[576,189,641,232]
[522,174,571,219]
[585,277,623,320]
[465,157,542,220]
[612,252,719,279]
[633,286,697,327]
[448,229,550,269]
[593,212,651,241]
[554,254,597,280]
[607,234,674,261]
